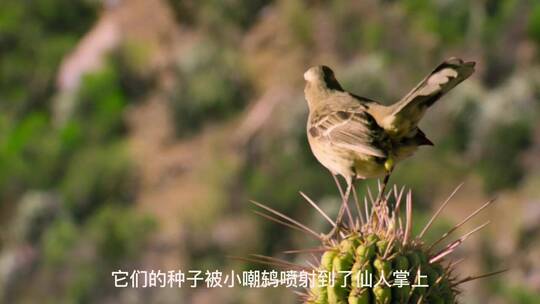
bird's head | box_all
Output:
[303,66,326,83]
[303,65,344,109]
[304,65,337,83]
[304,65,343,89]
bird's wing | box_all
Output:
[309,107,387,158]
[382,57,475,137]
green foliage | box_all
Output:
[41,64,153,302]
[283,0,314,46]
[88,205,156,263]
[440,100,479,153]
[480,0,519,87]
[0,64,130,205]
[27,64,130,211]
[200,0,271,29]
[170,40,252,136]
[528,3,540,45]
[404,0,470,45]
[61,144,135,219]
[0,0,98,115]
[496,282,540,304]
[64,206,154,302]
[73,65,127,142]
[0,49,149,302]
[0,16,140,304]
[483,0,518,42]
[478,121,532,193]
[0,113,62,200]
[391,154,464,205]
[330,1,382,57]
[168,0,271,33]
[42,218,79,265]
[111,42,156,100]
[66,263,100,304]
[43,207,155,302]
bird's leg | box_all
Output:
[370,171,392,229]
[336,178,354,230]
[375,157,394,207]
[324,177,353,242]
[378,174,390,203]
[332,174,346,200]
[332,174,355,227]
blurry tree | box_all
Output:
[111,42,156,100]
[170,40,252,136]
[168,0,272,35]
[478,121,532,193]
[282,0,314,47]
[404,0,470,45]
[528,2,540,46]
[0,0,98,116]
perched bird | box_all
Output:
[303,57,475,235]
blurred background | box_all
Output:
[1,0,540,303]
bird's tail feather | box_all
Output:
[384,57,475,137]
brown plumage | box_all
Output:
[304,57,475,238]
[304,58,475,185]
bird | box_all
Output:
[303,57,475,237]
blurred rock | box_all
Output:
[522,199,540,234]
[0,245,38,302]
[11,191,60,244]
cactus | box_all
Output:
[307,234,456,304]
[250,183,503,304]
